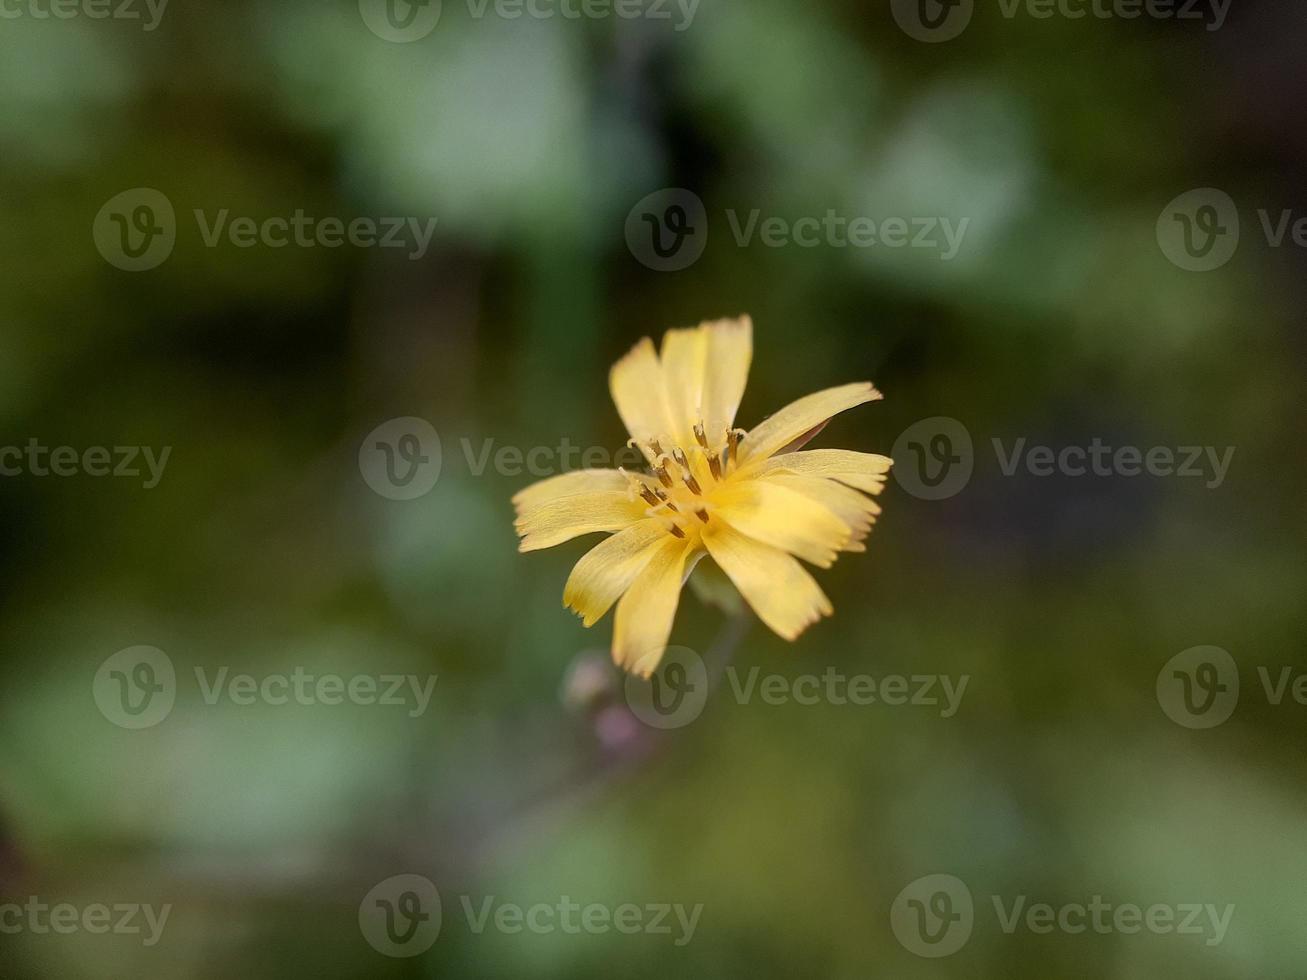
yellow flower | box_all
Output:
[513,315,891,676]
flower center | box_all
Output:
[625,421,747,540]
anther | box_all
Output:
[694,508,709,524]
[652,486,679,512]
[693,423,708,449]
[706,450,722,480]
[668,523,686,539]
[726,428,745,469]
[649,439,664,458]
[673,448,702,494]
[638,484,662,507]
[654,458,674,488]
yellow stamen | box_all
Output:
[652,486,679,512]
[706,450,722,480]
[673,448,702,494]
[726,428,745,470]
[654,457,674,488]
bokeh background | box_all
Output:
[2,0,1305,976]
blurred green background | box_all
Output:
[1,0,1304,976]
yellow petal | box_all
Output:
[515,491,647,552]
[609,337,675,451]
[700,315,752,438]
[737,382,882,465]
[711,478,851,568]
[753,448,892,495]
[657,315,753,450]
[512,468,633,511]
[762,472,881,551]
[659,326,708,448]
[563,520,668,626]
[701,522,832,641]
[612,536,693,676]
